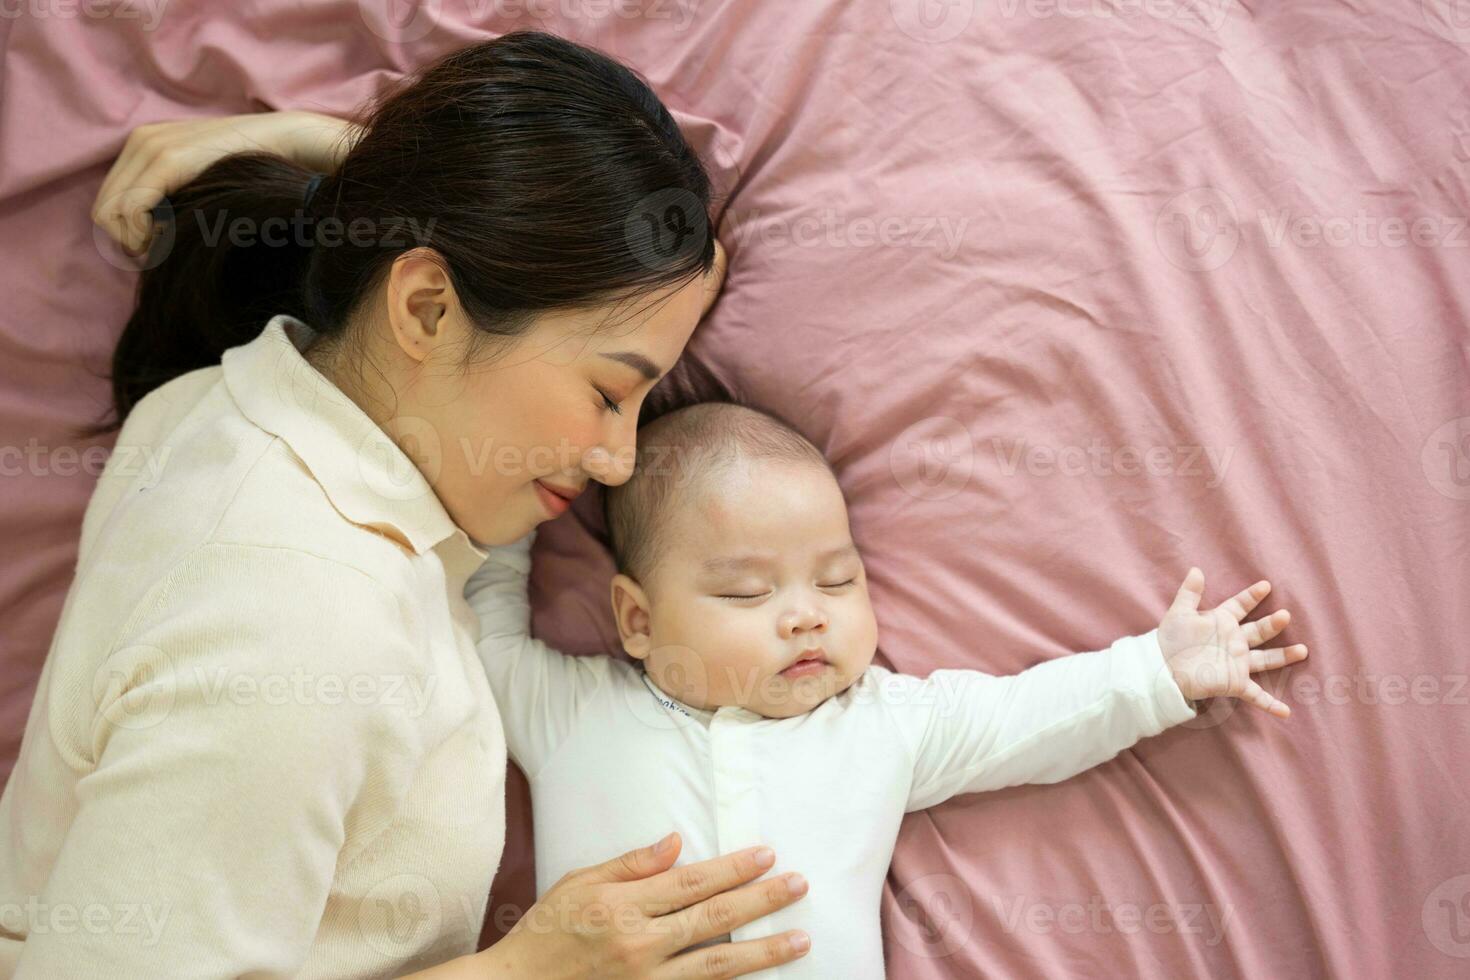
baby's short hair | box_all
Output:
[602,401,832,588]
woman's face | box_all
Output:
[345,250,710,548]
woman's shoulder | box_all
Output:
[66,358,448,706]
[68,445,424,695]
[85,368,416,592]
[73,539,415,694]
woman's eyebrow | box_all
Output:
[599,350,663,381]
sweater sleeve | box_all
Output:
[12,544,424,979]
[463,530,610,779]
[891,630,1198,813]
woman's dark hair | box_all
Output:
[82,30,717,436]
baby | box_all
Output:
[464,402,1307,978]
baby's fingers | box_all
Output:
[1248,643,1308,674]
[1241,678,1291,718]
[1242,607,1290,647]
[1219,580,1270,624]
[1168,567,1206,617]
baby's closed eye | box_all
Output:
[716,579,856,601]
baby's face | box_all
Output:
[613,457,879,719]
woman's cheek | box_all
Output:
[528,392,597,466]
[567,414,606,461]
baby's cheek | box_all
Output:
[690,613,756,699]
[706,648,765,705]
[858,601,880,657]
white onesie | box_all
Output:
[465,532,1198,979]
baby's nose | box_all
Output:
[780,609,829,637]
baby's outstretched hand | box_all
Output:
[1158,568,1309,718]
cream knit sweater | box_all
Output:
[0,315,507,978]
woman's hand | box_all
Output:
[477,831,810,978]
[1158,568,1310,717]
[91,110,363,255]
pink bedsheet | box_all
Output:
[3,3,1467,977]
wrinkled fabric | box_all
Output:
[1,3,1466,977]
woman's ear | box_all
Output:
[700,238,728,318]
[610,572,653,661]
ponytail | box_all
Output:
[83,154,331,436]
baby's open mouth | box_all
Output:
[779,650,829,678]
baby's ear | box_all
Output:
[610,573,653,661]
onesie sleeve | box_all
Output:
[464,530,611,778]
[889,630,1197,812]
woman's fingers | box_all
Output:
[93,124,184,253]
[572,830,683,887]
[1248,643,1309,673]
[657,930,812,979]
[92,112,334,254]
[92,124,156,231]
[1218,580,1270,624]
[659,871,810,952]
[1241,607,1289,647]
[632,845,780,916]
[1242,678,1291,718]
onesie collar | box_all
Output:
[638,672,767,728]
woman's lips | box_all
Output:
[534,480,571,516]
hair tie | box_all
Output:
[302,172,327,210]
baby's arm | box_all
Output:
[895,630,1194,812]
[464,530,611,778]
[898,568,1308,812]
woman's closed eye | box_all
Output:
[594,385,624,416]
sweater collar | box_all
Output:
[222,314,488,570]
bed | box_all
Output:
[2,2,1466,976]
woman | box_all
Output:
[0,31,809,978]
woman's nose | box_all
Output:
[583,400,651,485]
[581,441,637,487]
